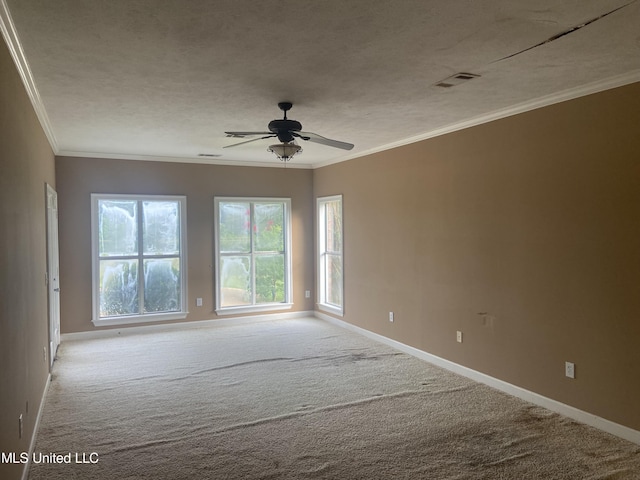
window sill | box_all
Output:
[317,303,343,317]
[215,303,293,316]
[92,311,189,327]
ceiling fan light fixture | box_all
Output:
[268,142,302,162]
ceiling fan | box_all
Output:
[224,102,354,156]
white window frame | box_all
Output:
[214,197,293,315]
[317,195,344,316]
[91,194,188,327]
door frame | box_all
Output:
[45,183,60,369]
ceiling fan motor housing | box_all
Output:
[268,119,302,143]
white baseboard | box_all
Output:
[315,311,640,446]
[61,310,315,342]
[22,373,51,480]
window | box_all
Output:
[214,197,292,314]
[317,195,343,315]
[91,195,187,326]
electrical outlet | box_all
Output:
[565,361,575,379]
[305,290,311,298]
[43,346,47,363]
[456,331,463,343]
[196,297,203,307]
[389,312,394,322]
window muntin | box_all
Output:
[215,197,292,314]
[92,195,187,326]
[318,195,343,315]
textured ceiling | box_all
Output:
[3,0,640,168]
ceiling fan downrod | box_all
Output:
[278,102,293,120]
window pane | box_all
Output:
[254,203,284,252]
[143,201,179,255]
[255,254,285,304]
[99,200,137,256]
[326,200,342,253]
[220,256,251,307]
[144,259,180,313]
[326,254,343,307]
[99,259,139,316]
[219,203,250,253]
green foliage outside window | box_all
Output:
[218,201,287,306]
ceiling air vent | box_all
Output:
[435,72,480,88]
[198,153,221,157]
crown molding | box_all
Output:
[57,150,314,169]
[312,70,640,169]
[1,0,58,152]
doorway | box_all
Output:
[46,183,60,369]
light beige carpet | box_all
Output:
[29,317,640,479]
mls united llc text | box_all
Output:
[1,452,99,464]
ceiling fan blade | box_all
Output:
[225,131,272,138]
[296,131,354,150]
[224,135,275,148]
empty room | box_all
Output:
[1,1,640,479]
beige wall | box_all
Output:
[55,157,315,333]
[314,82,640,432]
[0,39,56,480]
